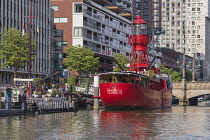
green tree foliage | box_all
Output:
[113,53,129,72]
[67,75,77,92]
[32,78,42,87]
[185,70,192,81]
[64,45,100,85]
[159,64,181,82]
[0,28,36,80]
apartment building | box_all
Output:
[0,0,54,86]
[160,0,210,80]
[51,0,133,72]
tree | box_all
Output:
[67,76,77,92]
[113,53,129,72]
[64,45,100,85]
[0,28,36,85]
[159,64,182,82]
[185,70,192,81]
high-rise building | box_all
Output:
[160,0,210,80]
[0,0,54,86]
[51,0,133,72]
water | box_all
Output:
[0,106,210,140]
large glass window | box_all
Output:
[74,4,82,13]
[74,27,83,37]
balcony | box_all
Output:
[119,13,132,20]
[93,35,101,42]
[116,2,124,8]
[125,7,132,12]
[83,33,92,40]
[105,6,125,14]
[122,0,132,5]
[83,9,92,17]
[91,0,112,6]
[93,13,101,20]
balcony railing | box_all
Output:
[116,2,124,8]
[122,0,132,5]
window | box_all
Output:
[63,41,67,46]
[56,41,63,47]
[54,17,68,23]
[74,4,82,13]
[192,44,196,47]
[74,27,83,37]
[52,5,58,11]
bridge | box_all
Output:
[172,81,210,105]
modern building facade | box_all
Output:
[54,29,64,78]
[0,0,54,86]
[51,0,133,72]
[160,0,210,80]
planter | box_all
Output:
[46,94,51,97]
[34,95,38,98]
[42,95,46,98]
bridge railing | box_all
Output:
[173,81,210,90]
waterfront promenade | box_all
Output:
[0,97,77,116]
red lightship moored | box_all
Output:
[99,16,172,110]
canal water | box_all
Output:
[0,106,210,140]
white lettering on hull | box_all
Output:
[107,88,122,94]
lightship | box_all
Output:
[99,16,172,110]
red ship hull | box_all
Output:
[100,82,172,110]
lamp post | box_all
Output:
[182,51,187,106]
[176,50,187,106]
[186,54,201,82]
[192,56,195,81]
[182,51,186,81]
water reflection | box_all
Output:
[99,108,172,139]
[0,107,210,140]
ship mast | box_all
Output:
[128,16,149,73]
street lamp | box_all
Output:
[176,52,201,106]
[176,51,186,81]
[177,53,201,82]
[186,54,201,81]
[176,50,187,106]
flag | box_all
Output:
[22,22,25,36]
